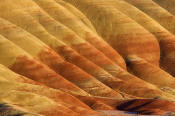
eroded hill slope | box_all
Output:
[1,0,175,115]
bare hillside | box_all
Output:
[1,0,175,115]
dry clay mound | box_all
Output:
[1,0,175,115]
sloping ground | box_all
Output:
[1,0,175,115]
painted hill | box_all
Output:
[1,0,175,115]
